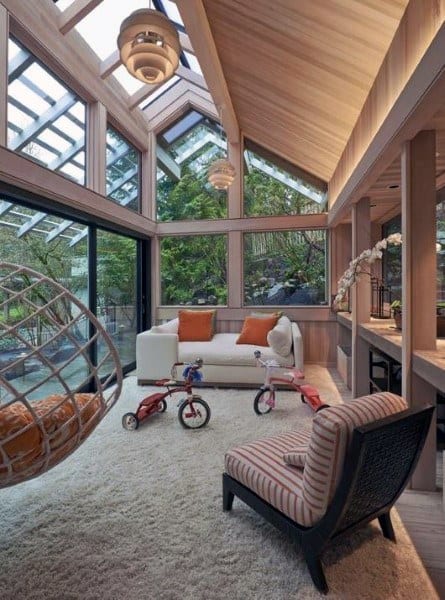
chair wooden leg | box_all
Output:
[303,548,328,595]
[378,512,396,542]
[222,474,234,511]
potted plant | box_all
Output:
[390,300,402,330]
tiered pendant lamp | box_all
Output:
[208,158,236,190]
[118,7,180,85]
[208,106,236,190]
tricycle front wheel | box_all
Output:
[254,388,273,415]
[178,397,211,429]
[122,412,139,431]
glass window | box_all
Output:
[243,230,327,306]
[97,230,138,369]
[106,126,141,212]
[244,141,326,217]
[7,39,86,185]
[382,215,402,301]
[157,111,228,221]
[160,235,227,305]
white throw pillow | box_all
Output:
[150,317,179,334]
[267,315,292,357]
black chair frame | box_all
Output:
[223,405,434,594]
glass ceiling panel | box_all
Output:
[159,0,184,27]
[75,0,148,60]
[139,76,180,109]
[53,0,77,10]
[184,52,202,76]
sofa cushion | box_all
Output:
[178,309,216,342]
[302,392,408,522]
[225,428,314,526]
[178,333,293,367]
[267,315,293,357]
[236,315,278,346]
[151,318,178,334]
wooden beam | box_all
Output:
[0,146,156,236]
[58,0,103,35]
[156,145,181,181]
[351,198,371,399]
[176,65,207,91]
[0,5,8,147]
[86,102,107,196]
[328,1,445,224]
[100,50,121,79]
[176,0,239,143]
[179,31,194,55]
[401,131,437,491]
[127,81,161,111]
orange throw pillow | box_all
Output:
[178,309,216,342]
[236,315,278,346]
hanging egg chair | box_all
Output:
[0,262,123,488]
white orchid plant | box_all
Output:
[333,232,402,310]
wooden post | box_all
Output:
[228,231,242,308]
[227,139,242,219]
[86,101,106,194]
[351,198,371,398]
[141,131,156,220]
[0,6,8,147]
[401,130,437,491]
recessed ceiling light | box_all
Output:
[387,184,400,189]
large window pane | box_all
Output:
[244,141,326,217]
[160,235,227,305]
[243,230,327,306]
[97,231,138,369]
[106,127,141,212]
[7,39,86,185]
[0,200,89,397]
[157,111,228,222]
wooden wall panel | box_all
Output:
[329,0,445,211]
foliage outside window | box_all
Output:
[106,127,141,212]
[243,230,327,306]
[383,198,445,303]
[160,235,227,305]
[243,142,326,217]
[157,111,228,222]
[7,38,86,185]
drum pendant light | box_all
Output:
[117,3,180,85]
[208,107,236,190]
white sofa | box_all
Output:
[136,316,304,387]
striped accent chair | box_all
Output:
[223,392,434,594]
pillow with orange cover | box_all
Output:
[236,314,278,346]
[178,309,216,342]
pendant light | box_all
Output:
[117,2,180,85]
[208,107,236,190]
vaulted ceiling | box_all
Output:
[201,0,409,183]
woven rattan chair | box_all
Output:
[0,262,123,488]
[222,393,434,594]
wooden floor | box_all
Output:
[397,489,445,598]
[329,368,445,598]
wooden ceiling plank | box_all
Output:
[176,0,239,143]
[58,0,103,35]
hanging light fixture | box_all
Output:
[208,107,236,190]
[117,4,180,85]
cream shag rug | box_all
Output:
[0,367,438,600]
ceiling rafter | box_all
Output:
[58,0,104,35]
[148,89,218,133]
[176,0,239,143]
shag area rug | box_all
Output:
[0,367,437,600]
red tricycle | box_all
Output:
[253,350,329,415]
[122,358,211,430]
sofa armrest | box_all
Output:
[291,322,304,371]
[136,330,178,381]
